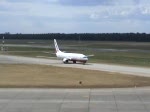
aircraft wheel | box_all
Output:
[73,61,76,63]
[83,61,86,65]
[63,60,69,64]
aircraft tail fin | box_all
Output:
[54,39,61,53]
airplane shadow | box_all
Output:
[61,62,92,65]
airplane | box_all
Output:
[54,39,93,64]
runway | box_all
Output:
[0,55,150,77]
[0,88,149,112]
[0,55,150,112]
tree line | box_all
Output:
[0,33,150,42]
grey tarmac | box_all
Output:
[0,54,150,77]
[0,88,149,112]
[0,55,150,112]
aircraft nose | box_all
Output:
[82,56,88,61]
[85,57,88,61]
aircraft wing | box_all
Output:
[36,56,56,59]
[43,51,50,54]
[86,54,94,57]
[43,51,56,55]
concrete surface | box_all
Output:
[0,88,149,112]
[1,54,150,112]
[0,55,150,77]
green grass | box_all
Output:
[1,46,54,57]
[3,39,150,50]
[1,46,150,67]
[83,42,150,50]
[90,52,150,67]
[9,47,50,52]
[1,40,150,67]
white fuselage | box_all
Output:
[54,39,89,64]
[56,51,88,62]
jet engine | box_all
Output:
[63,58,69,63]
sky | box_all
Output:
[0,0,150,33]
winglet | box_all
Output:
[54,39,61,53]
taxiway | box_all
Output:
[0,88,149,112]
[0,55,150,77]
[0,55,150,112]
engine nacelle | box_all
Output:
[63,58,68,63]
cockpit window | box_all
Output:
[83,56,87,58]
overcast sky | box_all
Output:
[0,0,150,33]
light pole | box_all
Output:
[1,36,5,52]
[78,36,81,43]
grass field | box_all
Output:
[1,39,150,67]
[0,64,150,88]
[4,39,150,50]
[1,46,150,67]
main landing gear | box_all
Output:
[63,60,68,64]
[73,60,76,64]
[83,62,86,65]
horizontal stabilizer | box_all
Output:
[43,51,50,54]
[36,56,56,59]
[86,54,94,57]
